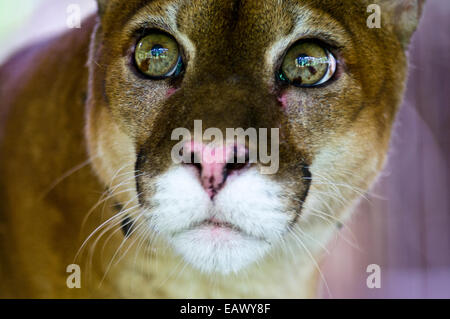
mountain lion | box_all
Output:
[0,0,424,298]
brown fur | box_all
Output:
[0,0,423,298]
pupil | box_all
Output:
[150,45,168,58]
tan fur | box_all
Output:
[0,0,423,298]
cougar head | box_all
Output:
[86,0,424,274]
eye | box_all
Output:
[134,32,183,79]
[279,41,336,87]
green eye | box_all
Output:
[134,32,183,79]
[280,41,336,87]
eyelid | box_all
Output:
[295,29,345,49]
[128,18,175,37]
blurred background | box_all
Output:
[0,0,449,298]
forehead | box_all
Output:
[108,0,366,45]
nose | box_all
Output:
[181,141,249,198]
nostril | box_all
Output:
[225,162,248,172]
[225,145,249,172]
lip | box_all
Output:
[184,218,244,236]
[173,218,269,243]
[201,218,239,231]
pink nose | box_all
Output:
[181,141,249,198]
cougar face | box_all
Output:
[86,0,422,275]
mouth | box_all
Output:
[172,217,271,245]
[201,217,240,231]
[179,217,247,238]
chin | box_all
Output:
[170,226,271,274]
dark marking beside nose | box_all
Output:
[300,165,312,204]
[121,215,134,238]
[114,202,134,238]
